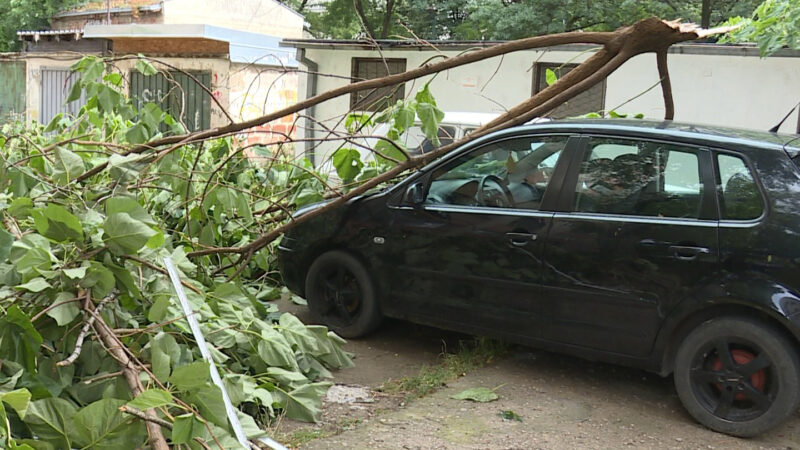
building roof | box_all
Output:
[17,29,84,41]
[84,23,298,67]
[280,38,800,58]
[54,0,162,17]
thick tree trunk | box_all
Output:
[701,0,713,29]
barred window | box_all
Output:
[350,58,406,112]
[533,63,606,118]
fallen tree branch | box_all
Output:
[56,294,113,367]
[86,292,170,450]
[188,19,737,258]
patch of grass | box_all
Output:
[282,428,335,448]
[379,337,509,399]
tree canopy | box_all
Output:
[300,0,764,40]
[0,0,81,52]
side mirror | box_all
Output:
[404,183,425,207]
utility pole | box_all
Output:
[106,0,111,24]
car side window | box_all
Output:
[573,138,703,218]
[717,153,763,220]
[425,136,569,210]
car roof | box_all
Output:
[499,119,800,153]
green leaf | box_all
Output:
[135,56,158,76]
[450,387,498,402]
[62,266,87,279]
[95,85,122,114]
[79,262,115,297]
[279,313,321,354]
[168,361,210,391]
[186,385,227,429]
[171,413,205,445]
[105,197,157,225]
[103,212,157,255]
[332,148,364,182]
[125,123,150,144]
[15,277,51,292]
[393,102,416,132]
[32,204,84,242]
[51,147,85,185]
[103,72,122,86]
[150,332,180,382]
[45,292,80,326]
[72,398,145,450]
[276,382,332,423]
[545,68,558,86]
[0,229,13,264]
[266,367,309,390]
[0,388,31,419]
[257,329,298,370]
[7,197,33,219]
[127,389,173,410]
[415,96,445,144]
[0,307,43,372]
[66,80,83,103]
[23,398,78,448]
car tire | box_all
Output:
[304,250,382,338]
[673,316,800,437]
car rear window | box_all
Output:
[717,153,764,220]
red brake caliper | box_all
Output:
[712,349,766,400]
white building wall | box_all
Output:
[298,45,800,165]
[163,0,305,39]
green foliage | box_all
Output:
[719,0,800,56]
[299,0,761,40]
[0,56,351,447]
[380,337,508,400]
[0,0,81,52]
[334,83,443,184]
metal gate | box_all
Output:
[40,68,88,125]
[0,61,25,122]
[129,71,212,132]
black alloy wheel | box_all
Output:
[304,250,382,338]
[674,317,800,437]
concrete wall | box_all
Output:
[297,45,800,165]
[163,0,305,39]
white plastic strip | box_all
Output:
[163,257,250,448]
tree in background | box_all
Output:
[297,0,763,40]
[0,0,81,52]
[720,0,800,56]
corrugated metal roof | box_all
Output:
[84,24,298,67]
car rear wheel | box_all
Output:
[674,317,800,437]
[304,250,382,338]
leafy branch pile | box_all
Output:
[0,57,352,449]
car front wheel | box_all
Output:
[304,250,382,338]
[674,316,800,437]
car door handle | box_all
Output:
[507,232,537,247]
[669,245,710,260]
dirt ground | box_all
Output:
[275,301,800,449]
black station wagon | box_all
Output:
[278,119,800,437]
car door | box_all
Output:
[380,134,579,339]
[540,135,720,356]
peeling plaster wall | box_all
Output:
[228,63,299,148]
[298,46,800,165]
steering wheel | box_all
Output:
[476,175,515,208]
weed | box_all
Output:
[380,337,509,399]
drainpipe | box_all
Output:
[296,48,318,166]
